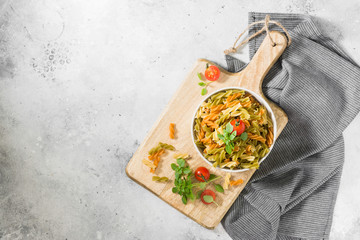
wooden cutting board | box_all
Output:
[126,31,288,229]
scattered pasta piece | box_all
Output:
[152,176,169,182]
[142,159,156,170]
[144,142,175,174]
[158,142,175,151]
[169,123,176,139]
[173,153,189,160]
[230,178,243,186]
[148,142,175,155]
[223,173,231,190]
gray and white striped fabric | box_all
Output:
[222,12,360,240]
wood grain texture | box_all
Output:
[126,31,288,229]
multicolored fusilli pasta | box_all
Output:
[144,142,175,173]
[193,89,274,170]
[169,123,176,139]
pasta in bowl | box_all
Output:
[191,88,277,172]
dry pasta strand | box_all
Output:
[142,159,156,169]
[247,132,266,143]
[223,173,231,190]
[245,145,252,154]
[173,153,189,159]
[169,123,176,139]
[210,104,226,113]
[203,120,218,129]
[203,113,218,121]
[201,138,212,144]
[198,128,205,140]
[226,92,243,102]
[266,127,274,147]
[233,146,240,152]
[209,143,218,150]
[241,101,251,108]
[144,143,173,174]
[153,155,161,167]
[230,178,243,186]
[243,119,250,128]
[225,100,241,108]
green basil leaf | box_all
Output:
[197,72,203,81]
[240,132,248,141]
[196,191,203,199]
[172,187,178,193]
[225,145,232,154]
[199,182,207,189]
[177,158,185,167]
[201,88,207,95]
[215,184,224,193]
[226,122,233,133]
[198,82,206,87]
[203,195,213,203]
[183,167,191,174]
[208,174,217,181]
[171,163,178,171]
[230,132,236,140]
[231,131,237,138]
[217,134,225,140]
[224,132,230,138]
[189,192,195,200]
[186,178,192,185]
[182,195,187,204]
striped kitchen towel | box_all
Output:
[222,12,360,240]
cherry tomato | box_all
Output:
[230,119,245,136]
[195,167,210,182]
[201,189,216,205]
[204,65,220,81]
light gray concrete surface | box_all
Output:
[0,0,359,239]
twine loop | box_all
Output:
[224,15,291,55]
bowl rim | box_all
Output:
[191,87,277,173]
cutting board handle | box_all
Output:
[237,31,288,95]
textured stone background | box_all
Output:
[0,0,359,239]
